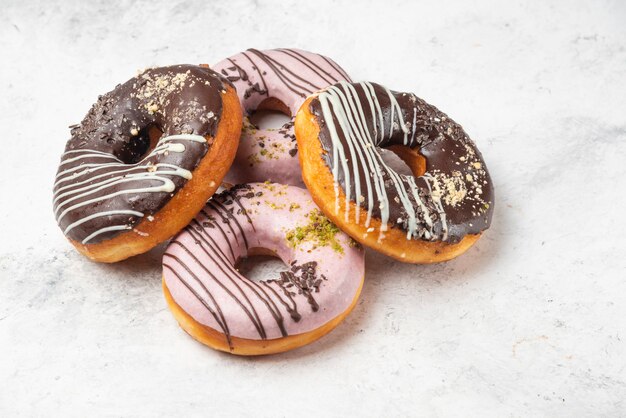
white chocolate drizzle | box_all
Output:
[53,134,205,244]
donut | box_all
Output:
[213,48,352,186]
[162,182,365,355]
[53,65,242,263]
[295,81,494,263]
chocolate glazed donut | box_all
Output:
[295,81,494,263]
[53,65,242,262]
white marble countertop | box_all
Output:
[1,0,625,416]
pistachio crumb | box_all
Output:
[285,209,344,254]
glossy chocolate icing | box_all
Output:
[53,65,229,244]
[309,81,494,243]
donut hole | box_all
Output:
[235,248,288,282]
[123,125,162,164]
[383,145,427,178]
[248,97,292,129]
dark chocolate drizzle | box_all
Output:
[164,185,329,346]
[218,48,351,116]
[216,49,352,177]
[53,65,229,244]
[309,81,494,243]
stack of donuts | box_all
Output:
[53,48,494,355]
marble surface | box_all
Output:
[1,0,625,416]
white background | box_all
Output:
[1,0,625,416]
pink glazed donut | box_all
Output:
[213,48,352,186]
[162,182,365,355]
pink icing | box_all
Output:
[213,48,352,186]
[162,183,365,342]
